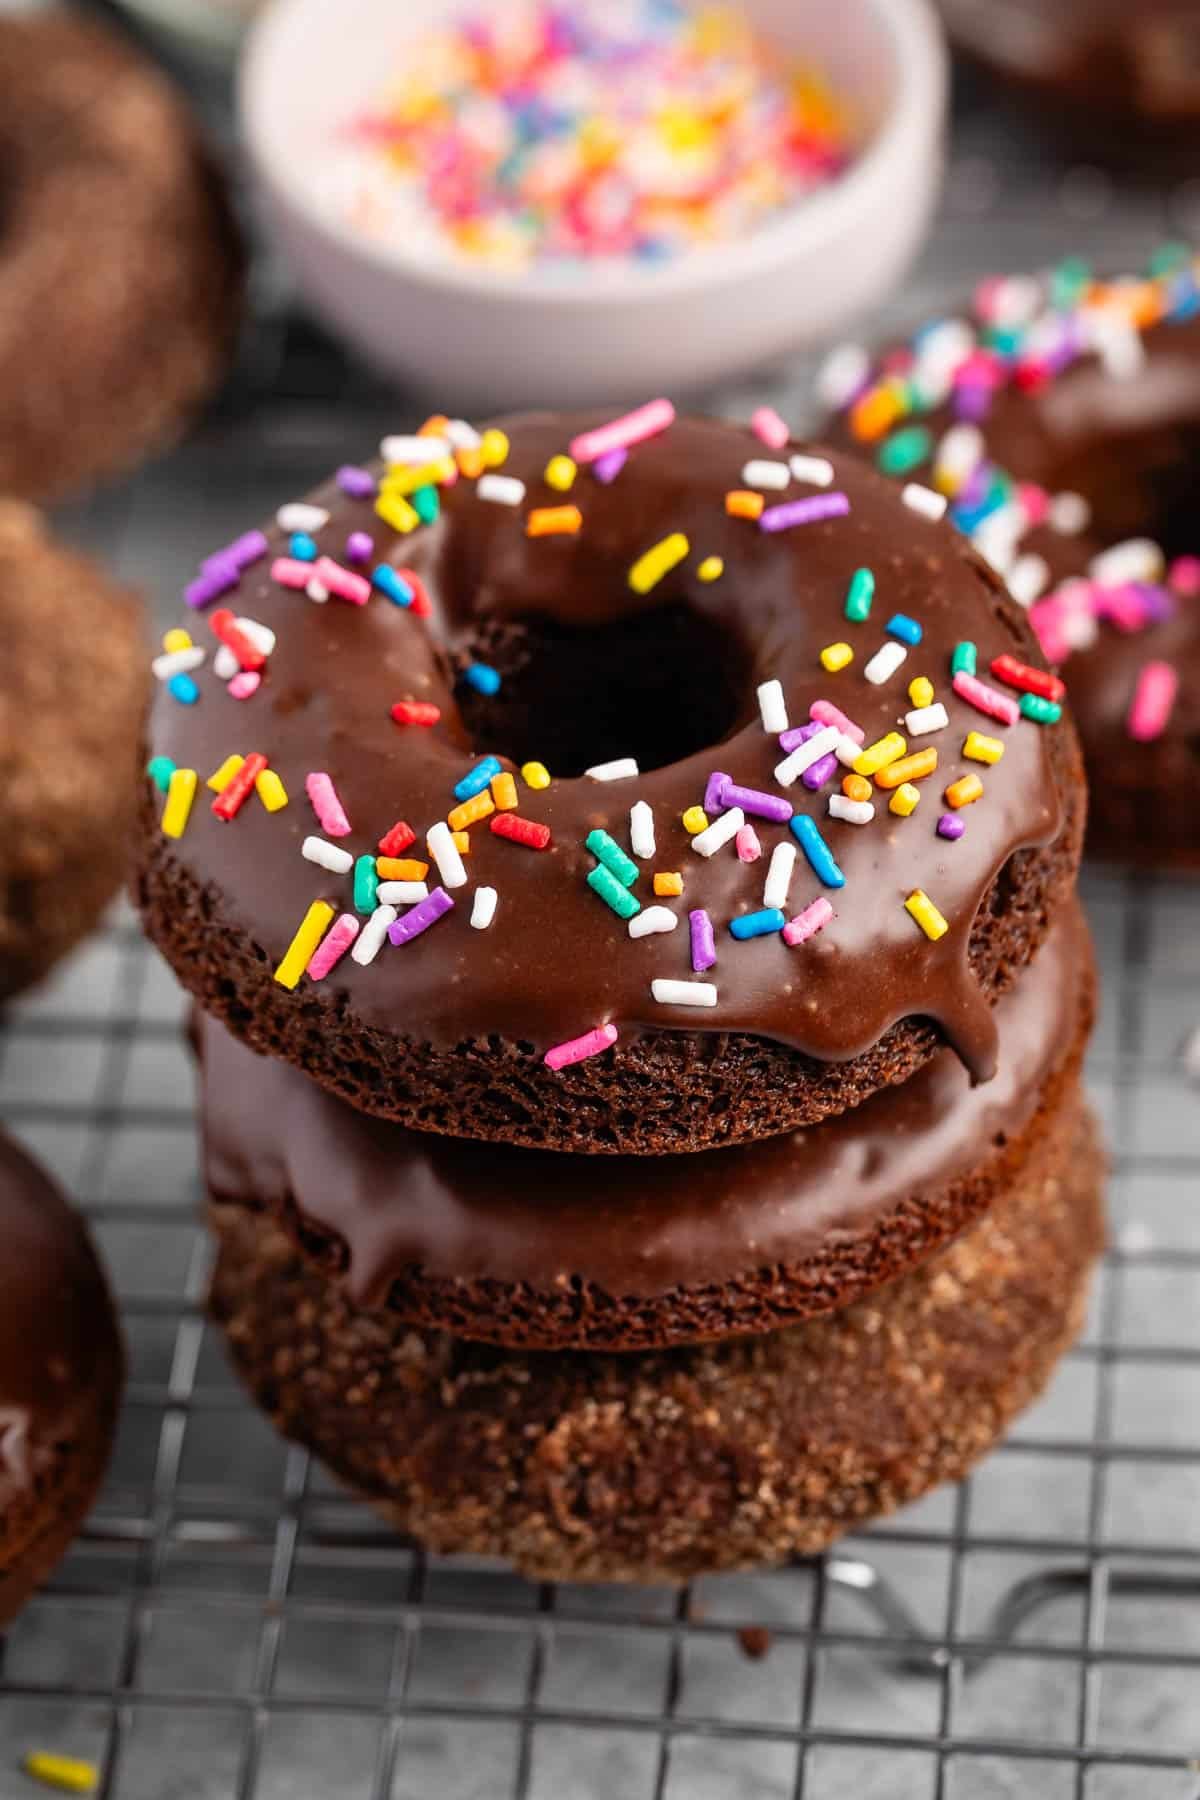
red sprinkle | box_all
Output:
[391,700,442,726]
[378,820,416,857]
[396,568,432,617]
[210,608,266,672]
[491,813,551,850]
[989,653,1065,705]
[212,752,268,821]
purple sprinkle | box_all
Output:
[593,447,627,484]
[185,560,239,609]
[338,464,377,499]
[1134,583,1176,625]
[777,720,824,754]
[704,770,731,814]
[722,781,793,823]
[954,462,991,514]
[801,752,839,791]
[953,385,992,423]
[937,813,965,841]
[346,531,374,565]
[388,887,455,946]
[226,529,270,570]
[689,908,716,973]
[759,493,850,533]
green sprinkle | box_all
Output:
[1149,242,1191,278]
[981,325,1022,358]
[877,426,931,478]
[951,641,977,677]
[844,567,875,623]
[1019,692,1062,725]
[587,864,640,920]
[146,755,176,794]
[1050,256,1091,309]
[586,828,639,889]
[353,854,379,915]
[412,485,440,525]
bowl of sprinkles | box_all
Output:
[240,0,946,406]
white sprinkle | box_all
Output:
[774,725,839,787]
[815,342,869,412]
[470,886,498,930]
[306,577,330,604]
[380,434,451,465]
[213,644,239,681]
[834,733,863,768]
[427,821,468,889]
[352,904,397,966]
[1062,611,1099,652]
[445,419,482,451]
[377,881,430,905]
[1049,491,1091,536]
[630,800,656,860]
[628,906,678,939]
[1008,554,1050,608]
[989,276,1040,329]
[757,679,789,735]
[742,458,791,490]
[236,616,276,657]
[789,454,835,488]
[905,702,950,736]
[933,423,984,493]
[864,641,908,686]
[586,757,639,782]
[302,836,354,875]
[1089,538,1164,586]
[914,317,975,378]
[652,978,718,1008]
[691,806,745,858]
[762,842,796,912]
[828,794,875,825]
[972,507,1022,576]
[277,502,330,534]
[1089,314,1145,381]
[151,646,206,681]
[477,473,526,506]
[902,483,948,522]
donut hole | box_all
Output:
[458,602,754,777]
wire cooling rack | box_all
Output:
[2,41,1200,1798]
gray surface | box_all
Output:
[1,44,1200,1800]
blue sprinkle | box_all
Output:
[729,908,786,941]
[289,533,319,562]
[465,662,502,697]
[168,673,200,705]
[453,756,502,803]
[789,813,845,889]
[373,565,414,607]
[886,613,923,646]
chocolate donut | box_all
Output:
[0,503,146,1003]
[818,254,1200,869]
[137,410,1083,1154]
[199,904,1094,1350]
[0,10,242,501]
[0,1130,123,1624]
[209,1099,1104,1584]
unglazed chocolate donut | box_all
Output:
[199,905,1094,1350]
[137,410,1083,1153]
[0,9,242,501]
[818,253,1200,869]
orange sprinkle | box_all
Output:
[448,792,494,832]
[491,772,518,810]
[850,386,901,442]
[420,414,450,437]
[725,489,764,520]
[377,856,429,880]
[526,504,583,537]
[456,446,485,479]
[654,872,684,897]
[945,773,984,809]
[842,773,872,804]
[874,747,939,790]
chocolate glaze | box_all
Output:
[149,415,1067,1081]
[200,904,1088,1308]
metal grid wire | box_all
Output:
[1,52,1200,1800]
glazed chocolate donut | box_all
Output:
[209,1101,1104,1584]
[0,1130,123,1624]
[137,411,1083,1153]
[0,502,146,1003]
[0,9,242,501]
[818,253,1200,869]
[199,904,1094,1350]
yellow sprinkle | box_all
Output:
[376,857,429,880]
[905,888,948,941]
[654,872,684,896]
[206,753,245,793]
[451,830,471,855]
[375,492,419,535]
[544,454,577,492]
[908,675,935,709]
[682,805,708,835]
[481,427,509,468]
[521,760,551,790]
[963,730,1005,765]
[274,901,334,989]
[161,768,197,839]
[491,771,518,810]
[22,1752,97,1794]
[255,770,288,813]
[383,457,455,495]
[629,532,690,595]
[697,555,724,583]
[889,782,921,817]
[946,773,984,809]
[162,627,192,654]
[820,641,853,673]
[854,732,907,778]
[448,792,494,832]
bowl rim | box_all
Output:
[239,0,946,307]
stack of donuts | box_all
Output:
[136,404,1102,1583]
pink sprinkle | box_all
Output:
[305,771,352,838]
[810,699,865,745]
[952,670,1019,726]
[735,824,762,863]
[228,671,261,701]
[315,556,371,606]
[307,913,361,980]
[783,898,834,947]
[568,399,676,466]
[1017,483,1049,527]
[1128,661,1178,742]
[544,1023,619,1071]
[751,406,790,450]
[272,557,313,590]
[1169,556,1200,597]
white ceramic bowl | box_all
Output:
[239,0,947,410]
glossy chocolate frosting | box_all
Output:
[149,414,1068,1081]
[201,904,1088,1308]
